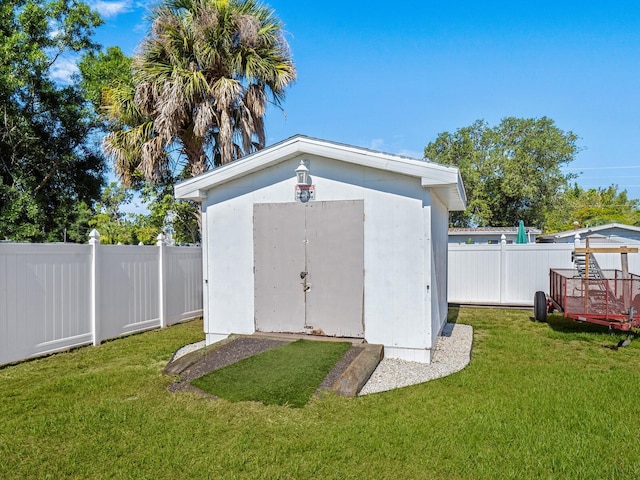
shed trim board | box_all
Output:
[176,135,466,363]
[175,135,466,210]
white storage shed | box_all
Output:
[175,135,466,362]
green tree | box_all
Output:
[72,181,201,245]
[139,183,200,244]
[0,0,105,242]
[65,201,94,243]
[79,46,201,244]
[424,117,578,229]
[78,46,133,115]
[100,0,296,186]
[86,182,137,244]
[95,182,133,225]
[545,184,640,233]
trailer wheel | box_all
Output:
[534,291,548,322]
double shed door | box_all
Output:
[253,200,364,338]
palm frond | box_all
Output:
[193,100,215,137]
[103,0,295,176]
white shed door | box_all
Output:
[253,200,364,338]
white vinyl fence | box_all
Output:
[5,229,636,364]
[0,230,202,366]
[448,238,640,306]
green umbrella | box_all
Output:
[516,220,527,244]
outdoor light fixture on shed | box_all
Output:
[295,160,310,185]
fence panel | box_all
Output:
[448,241,640,306]
[448,245,502,304]
[0,237,202,366]
[99,245,161,341]
[0,244,92,365]
[165,247,203,326]
[588,249,640,273]
[502,244,574,304]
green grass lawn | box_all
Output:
[192,339,351,407]
[2,310,640,479]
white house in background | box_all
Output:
[175,135,466,363]
[537,223,640,243]
[448,227,541,244]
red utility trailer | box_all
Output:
[534,242,640,333]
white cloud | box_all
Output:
[50,56,78,84]
[90,0,132,19]
[397,149,423,159]
[369,138,385,151]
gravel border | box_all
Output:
[169,322,473,396]
[359,322,473,395]
[172,340,206,361]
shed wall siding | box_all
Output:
[430,193,450,344]
[203,155,433,358]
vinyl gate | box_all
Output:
[253,200,364,337]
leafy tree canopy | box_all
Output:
[76,0,294,245]
[139,183,200,245]
[78,46,133,114]
[544,184,640,233]
[75,182,200,245]
[79,45,201,245]
[424,117,579,229]
[0,0,105,242]
[98,0,296,186]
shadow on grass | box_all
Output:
[540,313,637,349]
[545,314,612,334]
[447,305,460,323]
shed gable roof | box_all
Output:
[174,135,466,210]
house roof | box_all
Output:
[538,223,640,241]
[449,227,542,236]
[174,135,467,210]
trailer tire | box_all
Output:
[534,291,547,322]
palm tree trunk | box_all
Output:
[183,136,208,176]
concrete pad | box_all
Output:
[251,331,365,344]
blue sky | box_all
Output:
[82,0,640,200]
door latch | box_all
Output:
[300,271,310,291]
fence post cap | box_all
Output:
[138,241,145,246]
[89,229,100,244]
[500,234,507,244]
[156,233,166,246]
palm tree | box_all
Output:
[102,0,296,184]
